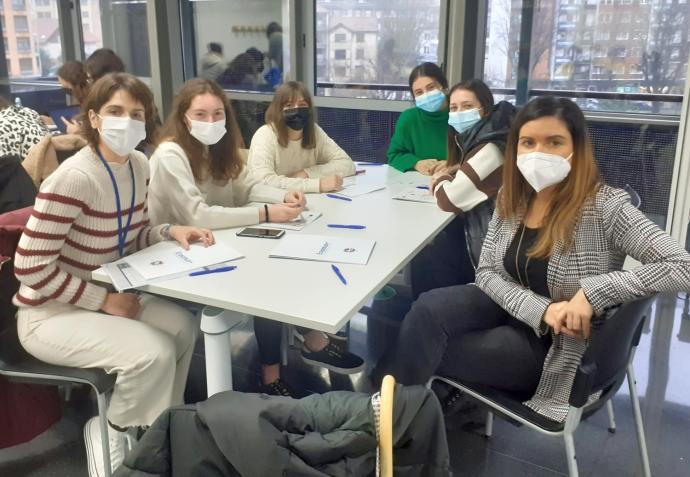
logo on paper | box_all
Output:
[344,248,355,253]
[317,241,330,255]
[150,260,164,266]
[175,251,193,264]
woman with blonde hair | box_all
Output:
[248,81,355,193]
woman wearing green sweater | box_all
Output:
[387,63,449,174]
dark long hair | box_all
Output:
[265,81,316,149]
[57,61,89,105]
[447,79,495,166]
[407,62,448,96]
[85,48,125,83]
[499,96,601,258]
[160,78,244,182]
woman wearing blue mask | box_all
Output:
[387,62,449,175]
[410,79,516,298]
[432,79,516,214]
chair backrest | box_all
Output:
[376,375,395,477]
[570,295,656,408]
[0,207,33,366]
[463,197,496,269]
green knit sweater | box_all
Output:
[387,107,449,172]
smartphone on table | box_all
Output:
[236,227,285,239]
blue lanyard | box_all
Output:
[96,149,136,257]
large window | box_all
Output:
[2,0,62,78]
[181,0,291,93]
[483,0,689,115]
[315,0,444,100]
[80,0,151,78]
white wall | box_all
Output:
[193,0,284,67]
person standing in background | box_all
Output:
[200,43,226,81]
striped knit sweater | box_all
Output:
[13,146,166,311]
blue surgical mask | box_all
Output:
[415,89,446,113]
[448,108,482,134]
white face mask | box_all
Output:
[97,115,146,156]
[516,151,573,192]
[187,118,226,146]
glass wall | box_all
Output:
[180,0,291,93]
[1,0,63,78]
[82,0,151,78]
[482,0,690,229]
[314,0,444,100]
[484,0,688,115]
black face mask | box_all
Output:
[283,107,310,131]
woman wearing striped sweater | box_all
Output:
[13,73,213,477]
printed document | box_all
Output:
[269,234,375,265]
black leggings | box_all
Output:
[373,284,550,393]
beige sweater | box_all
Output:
[13,146,165,311]
[148,141,287,230]
[247,124,355,193]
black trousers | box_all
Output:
[253,318,311,366]
[372,284,550,394]
[410,216,476,300]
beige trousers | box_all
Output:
[16,294,198,428]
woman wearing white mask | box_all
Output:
[13,73,213,477]
[148,78,305,229]
[387,62,449,175]
[373,97,690,422]
[149,79,363,396]
[409,79,517,298]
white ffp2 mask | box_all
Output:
[516,151,572,192]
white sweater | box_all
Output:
[247,124,356,193]
[148,141,287,230]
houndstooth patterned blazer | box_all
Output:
[475,184,690,422]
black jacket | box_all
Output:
[0,155,36,215]
[452,100,517,164]
[115,385,450,477]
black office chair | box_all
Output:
[463,197,495,270]
[0,211,118,477]
[427,295,656,477]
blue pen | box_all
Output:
[189,266,237,277]
[356,162,385,166]
[331,264,347,285]
[416,185,429,190]
[326,194,352,202]
[327,224,366,230]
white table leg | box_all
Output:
[200,306,248,397]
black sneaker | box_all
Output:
[259,378,294,397]
[301,342,365,374]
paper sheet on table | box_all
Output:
[102,241,243,290]
[269,234,376,265]
[340,175,386,197]
[392,188,436,204]
[245,203,322,231]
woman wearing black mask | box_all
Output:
[248,81,355,193]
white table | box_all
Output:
[93,165,454,395]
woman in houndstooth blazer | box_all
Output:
[373,96,690,422]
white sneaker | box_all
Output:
[84,416,126,477]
